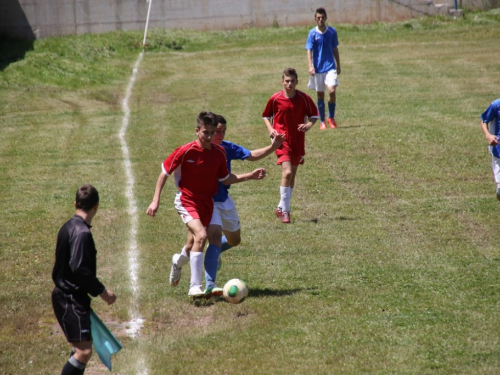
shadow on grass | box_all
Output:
[334,124,374,129]
[303,216,356,224]
[0,37,34,71]
[249,287,316,298]
[193,287,318,306]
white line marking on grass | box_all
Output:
[119,51,148,374]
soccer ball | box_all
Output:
[223,279,249,304]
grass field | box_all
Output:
[2,9,500,375]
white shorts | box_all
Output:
[209,195,241,232]
[489,149,500,185]
[174,192,195,225]
[307,70,338,92]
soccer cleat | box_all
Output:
[281,211,291,224]
[319,121,327,130]
[170,254,182,287]
[205,285,224,298]
[328,117,337,129]
[275,207,284,220]
[496,189,500,201]
[188,286,205,298]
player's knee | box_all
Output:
[231,237,241,247]
[195,232,207,244]
[283,170,293,182]
[207,227,222,245]
[207,233,220,245]
[75,347,92,364]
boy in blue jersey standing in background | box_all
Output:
[170,114,284,294]
[480,98,500,200]
[306,7,341,130]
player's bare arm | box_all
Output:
[247,134,284,161]
[334,47,341,75]
[263,117,279,139]
[481,121,499,145]
[221,168,267,185]
[307,49,315,75]
[146,172,168,217]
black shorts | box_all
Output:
[52,287,92,343]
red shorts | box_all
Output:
[275,139,305,166]
[276,153,305,166]
[174,191,213,227]
[275,147,304,166]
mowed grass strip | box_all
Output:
[1,10,500,374]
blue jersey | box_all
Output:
[481,98,500,158]
[213,141,251,203]
[305,26,339,74]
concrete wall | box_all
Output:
[1,0,498,41]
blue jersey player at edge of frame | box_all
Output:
[480,98,500,200]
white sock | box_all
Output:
[177,246,190,267]
[189,252,204,288]
[280,186,291,212]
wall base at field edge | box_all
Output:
[1,0,498,41]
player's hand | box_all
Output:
[337,66,341,75]
[298,123,313,132]
[271,133,285,149]
[146,202,159,217]
[309,66,315,76]
[487,134,499,146]
[100,289,117,305]
[269,129,280,139]
[250,168,266,180]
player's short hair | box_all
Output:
[315,7,327,18]
[196,111,218,129]
[282,68,298,81]
[75,184,99,211]
[216,114,227,126]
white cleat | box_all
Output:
[188,286,205,298]
[170,254,182,287]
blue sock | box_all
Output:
[317,99,325,122]
[328,102,336,119]
[204,244,221,287]
[221,235,233,253]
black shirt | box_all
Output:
[52,214,105,297]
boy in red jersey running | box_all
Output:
[262,68,319,223]
[146,111,265,297]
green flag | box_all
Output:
[90,310,123,371]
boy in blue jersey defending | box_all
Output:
[480,98,500,200]
[169,114,284,295]
[306,7,341,130]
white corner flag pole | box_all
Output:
[142,0,153,49]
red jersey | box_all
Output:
[262,89,319,156]
[162,141,230,203]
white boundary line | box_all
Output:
[143,0,153,48]
[119,51,148,374]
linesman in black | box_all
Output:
[52,184,116,375]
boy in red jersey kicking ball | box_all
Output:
[262,68,319,223]
[146,111,266,298]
